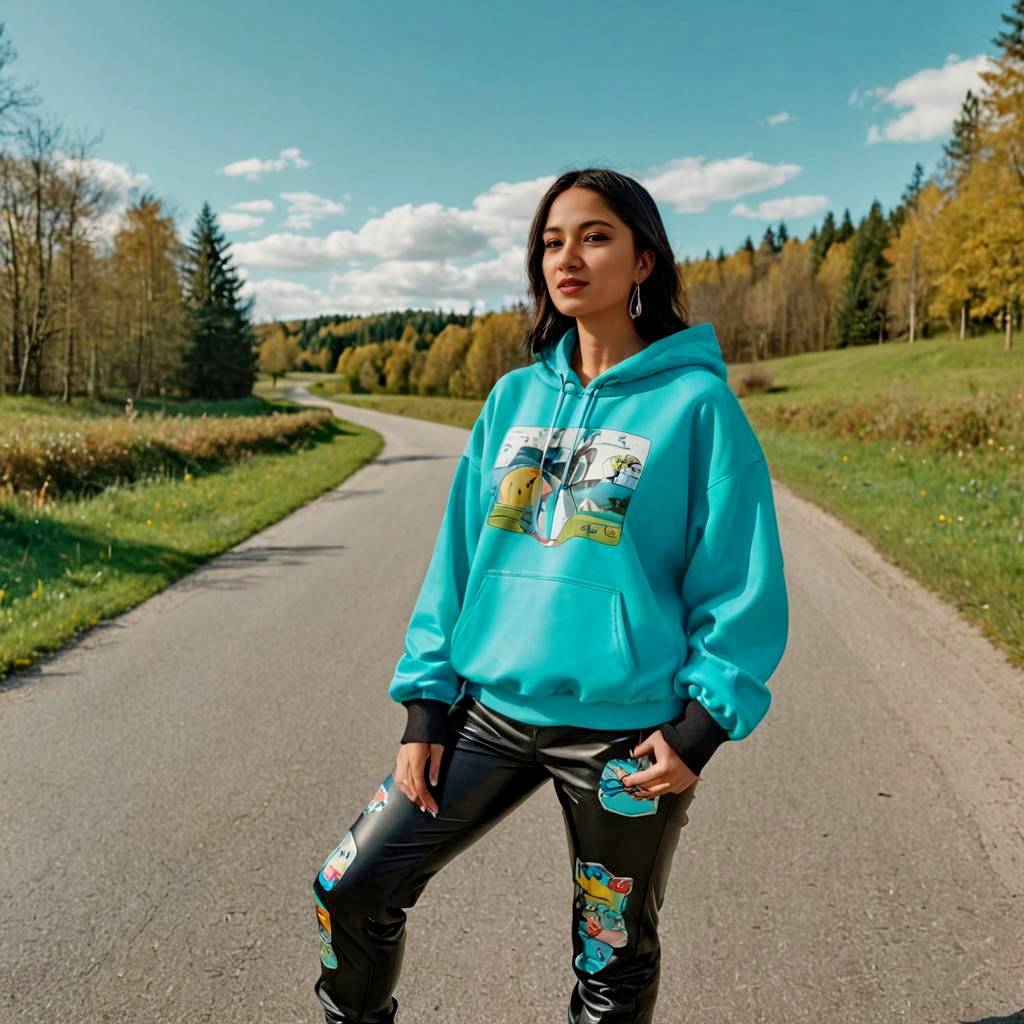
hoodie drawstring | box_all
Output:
[532,373,608,541]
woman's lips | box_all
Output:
[558,282,588,293]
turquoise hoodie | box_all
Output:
[388,320,789,741]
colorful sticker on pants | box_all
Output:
[598,755,660,817]
[314,892,338,969]
[318,830,357,891]
[573,858,633,974]
[361,773,392,815]
[486,424,651,547]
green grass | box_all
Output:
[0,388,382,680]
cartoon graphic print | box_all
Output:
[314,891,338,969]
[486,425,651,547]
[318,830,357,891]
[361,773,392,815]
[573,858,634,974]
[598,755,660,817]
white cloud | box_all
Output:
[231,199,275,212]
[220,211,265,231]
[639,154,803,214]
[53,154,151,246]
[218,147,312,180]
[327,247,526,300]
[232,154,813,319]
[731,194,829,219]
[766,111,793,126]
[280,191,349,229]
[861,52,994,144]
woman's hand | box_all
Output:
[394,742,444,816]
[620,729,700,797]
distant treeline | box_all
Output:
[1,2,1021,404]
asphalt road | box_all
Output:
[2,384,1021,1024]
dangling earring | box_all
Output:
[628,282,642,320]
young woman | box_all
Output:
[312,167,790,1024]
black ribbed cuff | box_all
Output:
[400,698,451,746]
[659,698,731,776]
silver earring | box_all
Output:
[628,282,642,320]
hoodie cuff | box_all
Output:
[659,699,732,776]
[400,699,451,745]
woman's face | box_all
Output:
[541,186,651,321]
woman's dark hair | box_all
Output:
[522,167,690,361]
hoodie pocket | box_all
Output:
[450,569,640,702]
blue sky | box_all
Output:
[3,0,1008,323]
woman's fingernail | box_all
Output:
[429,808,437,818]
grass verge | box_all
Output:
[0,395,382,680]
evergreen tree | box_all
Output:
[993,0,1024,58]
[811,210,836,270]
[777,222,789,246]
[836,208,856,242]
[832,200,892,345]
[759,225,777,254]
[181,202,258,399]
[742,235,755,254]
[891,162,926,233]
[939,90,983,188]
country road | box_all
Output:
[2,383,1022,1024]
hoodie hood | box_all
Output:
[525,321,729,538]
[535,320,728,391]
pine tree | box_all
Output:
[836,208,856,242]
[777,222,789,246]
[993,0,1024,58]
[890,162,926,234]
[181,202,258,399]
[811,210,836,270]
[832,200,892,345]
[939,90,983,188]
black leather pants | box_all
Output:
[312,693,699,1024]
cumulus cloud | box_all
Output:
[218,147,312,180]
[281,191,350,229]
[53,154,151,245]
[231,199,275,213]
[232,153,813,318]
[731,194,829,219]
[859,53,994,144]
[221,211,265,231]
[766,111,793,126]
[639,154,803,214]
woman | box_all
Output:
[312,167,789,1024]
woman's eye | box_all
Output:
[544,234,606,248]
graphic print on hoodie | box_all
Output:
[487,424,651,547]
[387,320,790,739]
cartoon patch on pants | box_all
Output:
[361,773,392,815]
[314,891,338,969]
[318,830,357,891]
[598,755,660,817]
[573,858,633,974]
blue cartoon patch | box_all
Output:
[573,858,633,974]
[598,755,660,817]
